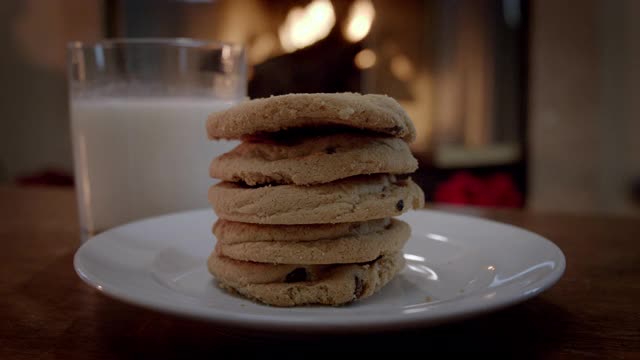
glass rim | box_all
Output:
[67,37,244,51]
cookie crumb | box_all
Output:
[425,296,432,302]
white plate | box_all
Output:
[74,209,565,331]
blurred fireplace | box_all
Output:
[107,0,529,207]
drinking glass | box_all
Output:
[68,38,246,242]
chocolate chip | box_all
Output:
[285,268,308,283]
[354,276,365,298]
[396,199,404,211]
[325,146,337,154]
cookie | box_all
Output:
[214,252,405,307]
[210,133,418,185]
[208,252,332,285]
[213,218,390,244]
[208,174,425,224]
[216,219,410,264]
[206,93,416,142]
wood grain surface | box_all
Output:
[1,186,638,358]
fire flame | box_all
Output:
[278,0,336,53]
[343,0,375,43]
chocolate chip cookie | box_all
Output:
[210,133,418,185]
[208,174,424,224]
[211,252,405,306]
[206,93,416,142]
[216,219,410,264]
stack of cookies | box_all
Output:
[205,93,424,306]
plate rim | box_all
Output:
[73,209,566,331]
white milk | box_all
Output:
[71,98,238,238]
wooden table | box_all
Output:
[1,186,638,358]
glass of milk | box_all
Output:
[67,39,246,242]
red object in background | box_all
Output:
[16,169,74,187]
[434,172,523,208]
